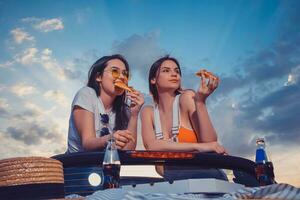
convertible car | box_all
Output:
[1,150,299,199]
[50,150,300,199]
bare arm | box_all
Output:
[194,99,217,142]
[141,105,225,153]
[179,90,217,142]
[194,72,220,142]
[74,106,136,151]
[123,114,138,150]
[124,90,145,150]
[73,106,110,151]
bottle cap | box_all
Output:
[256,138,265,146]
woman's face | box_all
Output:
[97,58,128,96]
[153,60,181,91]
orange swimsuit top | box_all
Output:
[153,94,198,143]
[178,126,197,143]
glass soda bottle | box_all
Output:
[254,138,276,186]
[102,134,121,189]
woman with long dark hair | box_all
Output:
[141,55,228,180]
[67,54,144,153]
[141,55,226,153]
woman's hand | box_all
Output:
[113,130,135,150]
[127,90,145,116]
[196,71,220,103]
[196,141,228,155]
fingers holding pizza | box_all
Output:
[195,69,220,102]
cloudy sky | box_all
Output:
[0,0,299,187]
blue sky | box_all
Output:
[0,0,299,186]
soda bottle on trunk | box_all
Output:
[254,138,276,186]
[102,134,121,189]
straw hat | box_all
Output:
[0,156,65,199]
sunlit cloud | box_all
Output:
[112,31,165,77]
[10,28,35,44]
[1,100,66,154]
[210,97,255,157]
[0,60,15,68]
[16,47,38,65]
[0,98,9,118]
[285,65,300,86]
[43,90,69,107]
[0,98,9,109]
[22,17,64,32]
[0,128,65,159]
[40,48,58,70]
[5,122,63,145]
[10,82,37,97]
[36,18,64,32]
[284,74,294,86]
[11,47,70,80]
[0,47,40,68]
[0,132,31,159]
[270,146,300,187]
[24,102,43,114]
[231,103,236,109]
[64,49,100,80]
[35,48,66,80]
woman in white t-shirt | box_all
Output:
[67,54,144,153]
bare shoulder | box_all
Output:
[180,89,196,100]
[179,89,196,111]
[141,105,154,118]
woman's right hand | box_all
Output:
[196,141,228,154]
[127,90,145,116]
[113,130,135,150]
[196,71,220,103]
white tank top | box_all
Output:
[153,94,181,142]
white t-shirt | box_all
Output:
[67,86,116,153]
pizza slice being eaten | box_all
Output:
[114,80,133,92]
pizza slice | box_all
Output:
[195,69,218,80]
[114,80,133,92]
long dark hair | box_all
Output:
[148,55,182,104]
[87,54,129,131]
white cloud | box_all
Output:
[284,65,300,86]
[13,47,67,79]
[40,48,59,70]
[22,17,64,32]
[0,128,65,159]
[36,18,64,32]
[0,132,31,159]
[24,102,43,115]
[44,90,68,107]
[41,48,52,57]
[16,47,38,65]
[0,98,9,109]
[0,60,15,68]
[39,49,67,80]
[10,28,35,44]
[210,97,256,156]
[112,32,164,76]
[10,83,36,97]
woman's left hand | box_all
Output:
[113,130,135,150]
[196,71,220,102]
[127,90,145,115]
